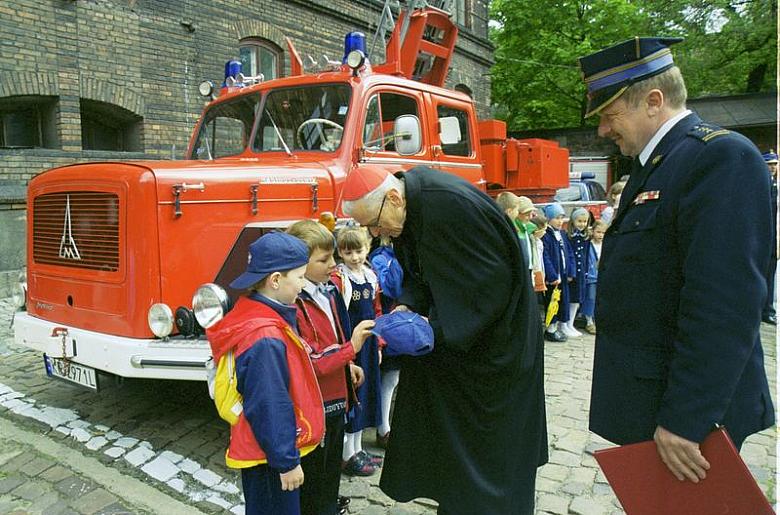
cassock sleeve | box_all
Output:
[416,191,519,353]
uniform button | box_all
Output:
[634,220,640,227]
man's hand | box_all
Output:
[653,426,710,482]
[280,465,304,491]
[350,364,365,387]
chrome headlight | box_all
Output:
[148,303,174,338]
[193,283,229,329]
[11,267,27,309]
[198,80,214,97]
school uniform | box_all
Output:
[333,264,382,432]
[541,227,572,323]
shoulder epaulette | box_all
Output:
[689,123,730,143]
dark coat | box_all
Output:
[590,113,775,447]
[378,167,547,515]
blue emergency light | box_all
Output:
[223,59,243,87]
[343,32,366,63]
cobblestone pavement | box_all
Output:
[0,297,776,514]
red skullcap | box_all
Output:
[341,167,390,201]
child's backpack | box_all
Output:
[205,350,243,425]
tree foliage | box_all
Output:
[490,0,777,130]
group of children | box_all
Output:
[495,192,607,343]
[207,220,398,515]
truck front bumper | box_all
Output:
[13,312,209,381]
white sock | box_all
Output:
[354,429,364,454]
[343,432,358,461]
[569,303,579,328]
[546,323,557,333]
[378,370,400,436]
[586,316,594,324]
[558,321,567,333]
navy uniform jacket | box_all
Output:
[590,112,775,447]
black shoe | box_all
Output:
[762,314,777,325]
[338,496,350,510]
[544,330,567,342]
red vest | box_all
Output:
[209,297,325,469]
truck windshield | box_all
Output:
[253,84,351,153]
[191,95,259,160]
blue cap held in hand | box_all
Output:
[372,311,434,357]
[230,232,309,290]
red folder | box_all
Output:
[594,428,775,515]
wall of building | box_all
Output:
[0,0,494,279]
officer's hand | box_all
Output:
[653,426,710,482]
[350,364,365,387]
[350,320,376,353]
[550,279,561,286]
[280,465,304,491]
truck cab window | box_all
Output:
[253,84,351,152]
[362,92,420,153]
[191,95,259,159]
[436,104,471,156]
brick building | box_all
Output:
[0,0,493,285]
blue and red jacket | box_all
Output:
[206,294,324,470]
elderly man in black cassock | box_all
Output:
[341,165,547,515]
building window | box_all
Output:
[452,0,472,29]
[80,99,142,152]
[239,39,282,80]
[0,95,58,149]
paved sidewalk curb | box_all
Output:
[0,416,206,515]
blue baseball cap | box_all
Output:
[579,37,684,118]
[369,246,403,299]
[763,152,778,164]
[229,232,310,290]
[372,311,434,357]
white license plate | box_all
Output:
[44,354,98,390]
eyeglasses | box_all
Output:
[364,194,388,229]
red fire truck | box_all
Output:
[12,7,569,388]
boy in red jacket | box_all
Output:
[206,232,324,515]
[286,220,375,515]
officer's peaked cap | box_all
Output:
[579,37,684,118]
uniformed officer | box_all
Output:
[579,38,775,483]
[761,151,778,325]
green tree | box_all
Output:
[490,0,778,130]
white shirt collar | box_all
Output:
[638,109,692,166]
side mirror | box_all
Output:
[439,116,461,145]
[393,115,422,156]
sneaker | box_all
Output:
[341,453,377,476]
[338,496,351,511]
[376,431,390,449]
[544,330,566,342]
[585,323,597,335]
[357,450,383,466]
[561,325,582,337]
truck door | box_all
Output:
[428,95,484,188]
[356,88,431,176]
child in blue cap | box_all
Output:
[541,203,573,342]
[206,232,325,515]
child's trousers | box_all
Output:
[241,464,301,515]
[300,411,345,515]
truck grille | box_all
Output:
[33,191,120,271]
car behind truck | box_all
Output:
[13,7,571,389]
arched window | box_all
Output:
[80,99,142,151]
[239,38,282,80]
